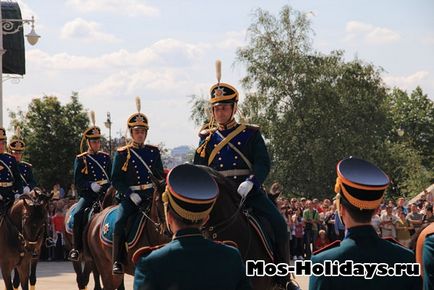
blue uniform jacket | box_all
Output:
[111,144,163,198]
[74,151,112,198]
[0,153,23,198]
[133,228,252,290]
[309,225,422,290]
[194,124,270,190]
[18,161,36,189]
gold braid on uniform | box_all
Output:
[121,145,131,172]
[81,155,88,174]
[196,116,217,158]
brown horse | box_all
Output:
[12,190,52,290]
[86,186,169,290]
[200,166,288,290]
[0,190,50,290]
[63,187,119,290]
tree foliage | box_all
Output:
[9,93,88,190]
[188,5,433,199]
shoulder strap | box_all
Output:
[86,154,109,180]
[208,124,246,166]
[0,159,14,181]
[416,222,434,277]
[129,148,154,177]
[215,129,253,171]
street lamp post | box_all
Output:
[0,3,40,126]
[104,112,112,156]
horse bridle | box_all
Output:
[201,196,247,240]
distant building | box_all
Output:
[163,145,195,169]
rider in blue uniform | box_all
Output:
[193,61,289,288]
[111,97,164,274]
[0,127,23,210]
[8,128,36,195]
[69,112,112,261]
[133,163,252,290]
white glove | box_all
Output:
[237,180,254,198]
[0,194,3,201]
[90,182,102,193]
[15,194,21,199]
[130,192,142,206]
[23,186,31,194]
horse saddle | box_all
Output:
[244,210,275,262]
[99,206,147,249]
[65,203,99,235]
[65,203,96,235]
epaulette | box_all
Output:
[21,161,32,167]
[132,244,165,264]
[312,240,341,255]
[214,240,239,249]
[117,145,131,152]
[77,152,88,157]
[199,128,212,139]
[245,124,260,131]
[383,237,404,247]
[145,144,159,150]
[98,151,110,156]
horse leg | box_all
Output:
[72,260,86,290]
[29,259,38,290]
[81,261,93,290]
[12,268,20,290]
[90,262,103,290]
[117,279,125,290]
[1,262,14,290]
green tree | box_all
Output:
[9,93,88,190]
[236,6,391,197]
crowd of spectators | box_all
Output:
[270,185,433,260]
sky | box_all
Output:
[3,0,434,148]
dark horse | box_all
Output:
[64,187,118,290]
[201,166,288,290]
[0,190,50,290]
[86,185,169,290]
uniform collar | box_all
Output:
[218,119,238,131]
[131,142,145,149]
[345,225,377,239]
[173,227,203,240]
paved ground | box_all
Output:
[0,261,308,290]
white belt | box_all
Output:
[129,183,153,191]
[219,169,251,177]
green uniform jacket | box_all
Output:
[133,228,252,290]
[309,225,422,290]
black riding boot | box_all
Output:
[68,217,82,261]
[112,234,125,275]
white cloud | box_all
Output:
[383,71,430,89]
[61,18,120,43]
[67,0,159,17]
[421,36,434,45]
[345,21,400,44]
[26,38,205,71]
[216,30,247,49]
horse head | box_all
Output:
[20,194,48,253]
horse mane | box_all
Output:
[196,165,241,207]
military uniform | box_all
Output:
[416,222,434,290]
[9,134,37,193]
[309,157,422,290]
[133,163,251,290]
[69,116,112,261]
[193,61,289,284]
[111,99,164,274]
[0,128,23,209]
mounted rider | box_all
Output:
[194,60,290,288]
[111,97,164,275]
[0,127,23,211]
[8,127,36,196]
[68,111,112,261]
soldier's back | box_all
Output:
[310,225,421,290]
